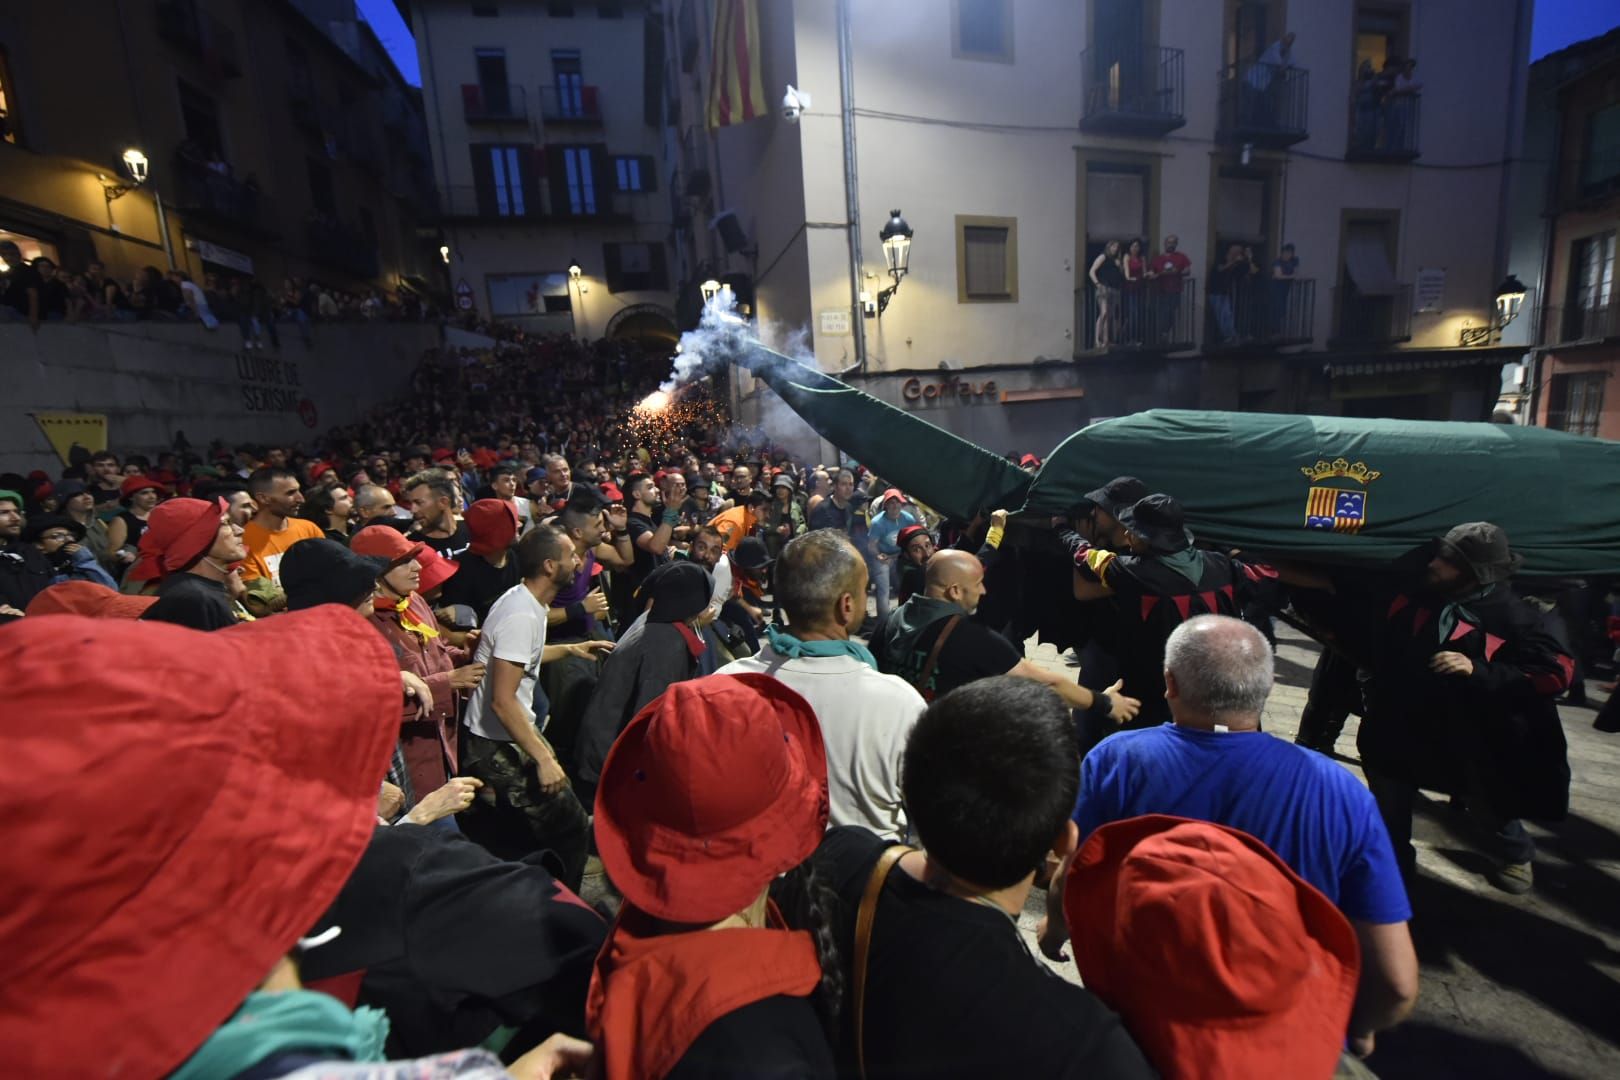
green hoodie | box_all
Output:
[872,593,965,694]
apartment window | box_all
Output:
[1581,103,1620,195]
[1354,6,1410,74]
[475,49,511,114]
[487,273,573,316]
[1570,231,1616,311]
[1213,169,1272,253]
[0,46,19,145]
[953,0,1012,63]
[307,157,336,216]
[614,155,656,192]
[552,49,586,117]
[179,79,225,157]
[548,145,602,215]
[955,215,1018,302]
[471,1,498,15]
[1085,163,1147,253]
[1226,0,1273,65]
[604,242,669,293]
[470,144,533,216]
[1547,372,1605,438]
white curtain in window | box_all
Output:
[1344,223,1398,293]
[1086,170,1145,242]
[963,226,1008,295]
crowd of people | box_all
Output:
[0,238,437,336]
[0,328,1609,1078]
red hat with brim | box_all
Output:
[120,475,164,501]
[465,498,520,557]
[897,524,930,552]
[880,487,904,506]
[415,543,459,593]
[349,524,425,570]
[431,448,454,463]
[1065,815,1361,1079]
[595,673,829,924]
[0,608,402,1078]
[127,497,228,584]
[26,581,158,619]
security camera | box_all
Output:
[781,84,811,122]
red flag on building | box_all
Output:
[706,0,766,129]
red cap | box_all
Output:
[466,498,519,557]
[897,524,930,551]
[415,544,459,593]
[120,475,164,500]
[1065,816,1360,1079]
[0,608,402,1078]
[349,524,425,569]
[1019,454,1041,468]
[473,448,500,471]
[311,461,334,480]
[594,674,828,924]
[599,482,624,504]
[879,487,904,506]
[127,497,228,583]
[26,581,157,618]
[431,448,454,463]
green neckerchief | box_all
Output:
[170,990,389,1080]
[765,623,878,669]
[1155,547,1205,586]
[1437,583,1495,644]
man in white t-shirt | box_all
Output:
[719,529,926,839]
[460,524,613,887]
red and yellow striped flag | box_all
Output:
[706,0,766,129]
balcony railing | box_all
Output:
[440,184,629,222]
[170,150,276,236]
[1079,45,1186,136]
[1333,284,1413,345]
[305,219,379,281]
[1217,61,1309,147]
[1543,300,1620,344]
[1206,277,1317,349]
[156,0,242,78]
[462,83,528,124]
[1076,279,1198,353]
[539,84,604,125]
[1347,94,1421,162]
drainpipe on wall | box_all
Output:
[836,0,868,374]
[153,191,176,271]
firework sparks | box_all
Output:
[636,390,672,415]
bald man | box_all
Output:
[872,549,1139,720]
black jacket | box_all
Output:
[0,539,52,620]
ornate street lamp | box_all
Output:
[104,146,150,201]
[1461,274,1530,347]
[875,208,913,317]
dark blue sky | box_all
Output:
[358,0,1620,89]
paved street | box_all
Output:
[1019,625,1620,1079]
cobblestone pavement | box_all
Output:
[584,622,1620,1078]
[1019,624,1620,1079]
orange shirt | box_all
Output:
[240,517,325,584]
[707,505,757,552]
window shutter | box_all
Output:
[546,145,570,215]
[519,147,542,218]
[590,145,612,212]
[639,154,658,192]
[603,242,625,292]
[470,144,496,216]
[650,242,668,290]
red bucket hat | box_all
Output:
[120,474,164,501]
[127,496,228,584]
[26,581,158,618]
[465,498,520,557]
[415,543,459,593]
[349,523,425,569]
[1065,815,1361,1079]
[0,608,403,1079]
[594,673,829,924]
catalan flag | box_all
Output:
[706,0,767,129]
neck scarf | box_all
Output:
[1437,583,1495,644]
[393,594,439,642]
[765,623,877,669]
[171,990,389,1080]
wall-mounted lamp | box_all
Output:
[700,278,722,304]
[103,147,149,201]
[875,208,914,317]
[568,259,582,281]
[1460,274,1529,347]
[439,244,451,264]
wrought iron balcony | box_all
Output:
[462,83,528,124]
[169,150,276,236]
[1076,278,1198,354]
[1346,94,1421,162]
[1542,301,1620,344]
[1206,277,1317,349]
[156,0,241,79]
[539,84,604,125]
[1332,284,1413,346]
[1079,46,1186,136]
[1217,61,1309,148]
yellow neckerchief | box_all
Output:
[392,593,439,642]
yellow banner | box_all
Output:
[32,412,108,466]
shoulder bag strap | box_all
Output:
[854,844,915,1080]
[912,614,963,699]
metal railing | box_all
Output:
[1333,284,1413,344]
[1347,94,1421,160]
[1217,61,1309,145]
[1076,278,1198,352]
[462,83,528,123]
[439,183,629,222]
[1542,301,1620,344]
[1207,277,1317,347]
[156,0,241,78]
[170,149,275,235]
[1079,45,1186,134]
[539,84,604,124]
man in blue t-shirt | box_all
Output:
[1043,615,1419,1061]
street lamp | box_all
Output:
[1460,274,1530,346]
[568,259,582,281]
[876,208,913,317]
[104,146,150,201]
[700,278,722,304]
[439,244,451,264]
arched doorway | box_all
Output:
[604,303,680,347]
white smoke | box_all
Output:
[660,287,755,393]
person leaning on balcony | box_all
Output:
[1244,31,1296,126]
[1090,240,1125,348]
[0,241,42,333]
[1148,236,1191,342]
[1384,58,1422,150]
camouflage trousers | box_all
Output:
[459,728,590,890]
